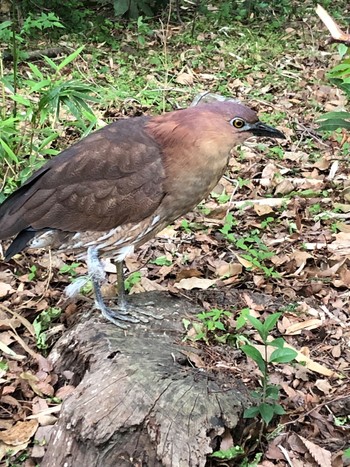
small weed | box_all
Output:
[59,262,81,277]
[237,177,250,188]
[0,359,9,373]
[331,223,341,233]
[28,265,37,281]
[308,203,322,215]
[184,308,232,344]
[212,189,231,204]
[219,213,238,242]
[124,271,142,292]
[241,312,298,425]
[220,217,279,278]
[151,256,172,266]
[268,146,284,160]
[211,445,244,461]
[180,219,203,233]
[33,307,62,350]
[260,216,275,229]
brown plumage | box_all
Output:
[0,101,285,326]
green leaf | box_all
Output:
[272,404,285,415]
[243,406,260,418]
[236,308,250,330]
[246,315,264,335]
[337,44,348,59]
[241,344,265,373]
[0,138,19,163]
[270,337,285,348]
[9,94,32,107]
[317,111,350,120]
[43,55,58,71]
[27,62,44,80]
[318,119,350,131]
[265,385,280,400]
[214,321,226,331]
[56,46,85,72]
[211,445,244,459]
[259,402,274,425]
[151,256,172,266]
[114,0,130,16]
[270,347,298,363]
[28,79,51,93]
[124,271,141,291]
[263,312,281,333]
[0,21,12,30]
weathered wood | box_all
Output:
[42,292,250,467]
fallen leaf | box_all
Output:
[254,203,274,216]
[297,435,332,467]
[315,379,332,395]
[174,277,216,290]
[175,72,194,85]
[285,319,323,335]
[0,282,14,297]
[0,419,38,445]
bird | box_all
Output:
[0,100,285,327]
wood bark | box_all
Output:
[42,292,250,467]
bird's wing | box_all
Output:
[0,117,166,238]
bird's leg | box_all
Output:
[87,246,139,328]
[116,260,127,310]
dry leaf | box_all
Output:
[175,72,194,85]
[254,204,274,216]
[0,420,38,445]
[297,434,332,467]
[174,277,216,290]
[291,250,313,267]
[285,319,323,335]
[315,379,332,395]
[0,282,14,297]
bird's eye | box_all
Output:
[230,118,245,129]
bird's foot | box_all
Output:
[95,299,163,329]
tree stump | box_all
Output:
[42,292,250,467]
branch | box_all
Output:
[316,4,350,45]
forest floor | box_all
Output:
[0,3,349,467]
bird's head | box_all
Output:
[196,101,285,144]
[147,101,285,155]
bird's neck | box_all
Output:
[146,114,234,221]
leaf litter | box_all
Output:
[0,8,350,467]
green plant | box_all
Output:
[136,16,154,47]
[260,216,275,229]
[212,189,231,204]
[33,307,62,349]
[317,44,350,132]
[59,262,81,277]
[220,220,280,278]
[241,312,298,425]
[124,271,142,292]
[0,359,9,373]
[211,445,244,461]
[219,213,238,242]
[268,146,284,160]
[0,42,100,193]
[151,255,172,266]
[184,308,232,344]
[28,265,38,281]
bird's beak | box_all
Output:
[249,121,285,139]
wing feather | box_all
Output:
[0,116,165,238]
